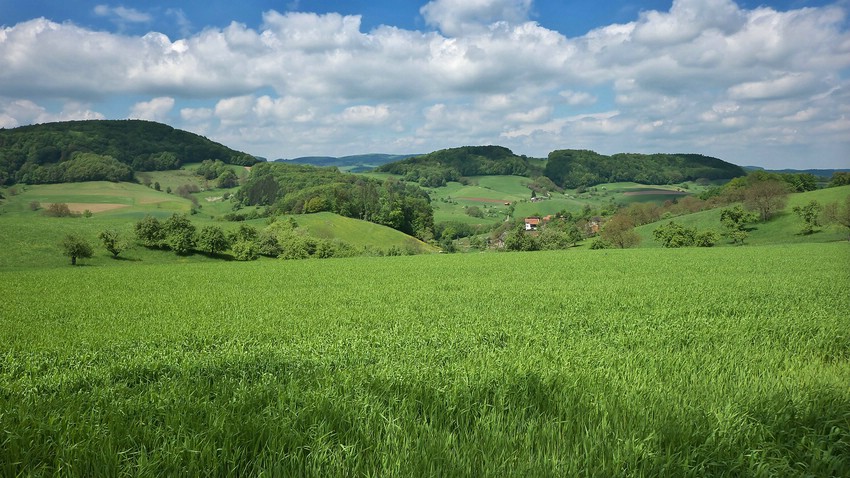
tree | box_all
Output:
[216,169,239,188]
[744,180,789,221]
[162,214,196,254]
[196,225,229,255]
[601,215,640,248]
[720,205,757,245]
[792,200,823,235]
[98,229,126,258]
[61,234,93,265]
[135,215,164,247]
[653,221,695,248]
[824,195,850,241]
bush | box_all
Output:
[44,203,75,217]
[232,240,259,261]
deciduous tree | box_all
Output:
[601,215,640,248]
[61,234,93,265]
[744,180,789,221]
[792,200,823,235]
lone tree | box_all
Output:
[744,180,789,221]
[792,200,823,235]
[98,229,126,258]
[601,214,640,248]
[135,215,164,247]
[824,195,850,241]
[720,205,757,245]
[61,234,93,265]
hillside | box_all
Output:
[544,149,746,188]
[634,185,850,247]
[0,120,258,185]
[376,146,537,187]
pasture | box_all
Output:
[1,243,848,476]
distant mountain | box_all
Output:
[276,154,420,172]
[744,166,850,178]
[0,120,259,185]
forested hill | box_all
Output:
[376,146,537,187]
[0,120,258,185]
[544,150,747,188]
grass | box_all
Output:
[1,243,848,476]
[284,212,435,253]
[635,185,850,247]
[0,182,436,268]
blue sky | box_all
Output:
[1,0,848,167]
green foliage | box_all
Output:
[0,120,258,185]
[465,205,483,218]
[60,233,93,265]
[377,146,534,185]
[720,205,757,245]
[792,200,824,235]
[231,239,259,261]
[237,163,434,239]
[162,214,196,255]
[196,226,230,255]
[134,215,165,248]
[828,171,850,188]
[652,221,716,248]
[97,229,126,258]
[503,225,540,251]
[544,149,745,188]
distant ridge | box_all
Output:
[744,166,850,178]
[276,154,420,172]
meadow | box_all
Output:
[1,243,848,476]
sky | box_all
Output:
[0,0,848,168]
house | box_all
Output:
[524,216,552,231]
[524,217,541,231]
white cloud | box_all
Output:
[130,97,175,121]
[94,5,153,26]
[0,1,848,167]
[420,0,533,36]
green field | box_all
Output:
[0,182,435,268]
[635,186,850,247]
[1,244,848,476]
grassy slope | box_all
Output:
[635,185,850,247]
[286,212,435,253]
[1,244,847,476]
[0,181,435,269]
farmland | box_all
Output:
[2,244,848,476]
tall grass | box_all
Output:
[1,244,848,476]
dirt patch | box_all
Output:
[63,203,129,213]
[622,189,688,196]
[137,198,169,205]
[458,197,510,204]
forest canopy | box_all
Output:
[543,149,746,188]
[376,146,537,187]
[0,120,258,185]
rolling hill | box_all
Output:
[0,120,258,185]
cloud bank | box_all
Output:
[0,0,848,167]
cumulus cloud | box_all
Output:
[0,0,848,166]
[420,0,533,36]
[130,97,175,121]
